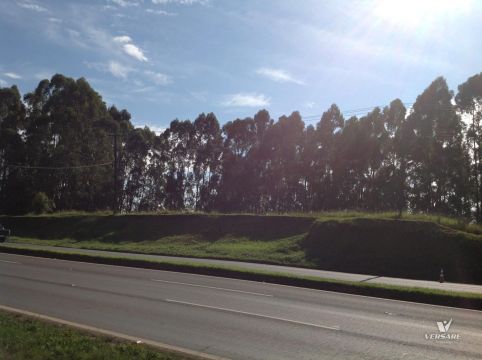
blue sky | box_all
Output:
[0,0,481,130]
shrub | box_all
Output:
[31,192,54,214]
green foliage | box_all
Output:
[1,73,482,223]
[2,213,482,283]
[303,218,482,283]
[0,311,189,360]
[456,72,482,222]
[31,192,54,214]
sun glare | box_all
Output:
[373,0,473,30]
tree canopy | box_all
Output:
[1,72,482,221]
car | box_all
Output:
[0,224,10,243]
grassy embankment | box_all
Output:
[0,310,194,360]
[1,211,482,308]
[2,214,314,267]
[1,211,481,284]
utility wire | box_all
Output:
[5,162,113,170]
[302,102,463,123]
[147,101,461,130]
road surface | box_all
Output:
[0,252,481,359]
[2,242,482,294]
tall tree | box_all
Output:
[456,72,482,221]
[383,99,409,215]
[164,119,195,210]
[313,104,344,210]
[0,85,28,214]
[192,113,223,210]
[217,117,257,211]
[121,127,155,212]
[23,75,115,211]
[407,77,469,215]
[263,111,305,211]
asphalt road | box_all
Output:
[1,253,481,360]
[3,242,482,294]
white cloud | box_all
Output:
[16,1,47,12]
[146,8,176,15]
[222,93,270,107]
[0,79,7,86]
[112,35,148,62]
[108,61,132,78]
[151,0,209,5]
[123,43,148,61]
[3,72,22,79]
[256,67,304,85]
[145,70,172,85]
[110,0,140,7]
[113,35,133,43]
[87,61,172,87]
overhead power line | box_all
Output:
[5,162,113,170]
[127,101,465,133]
[302,102,415,120]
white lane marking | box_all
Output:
[0,304,227,360]
[165,299,340,331]
[4,252,481,314]
[0,259,20,264]
[152,279,273,297]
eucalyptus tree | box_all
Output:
[23,75,115,211]
[163,119,195,209]
[262,111,305,211]
[407,77,469,215]
[0,85,28,214]
[192,113,223,210]
[313,104,344,210]
[383,99,409,215]
[122,127,154,212]
[216,117,257,212]
[456,72,482,221]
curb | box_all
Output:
[1,245,481,311]
[0,304,228,360]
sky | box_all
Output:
[0,0,481,131]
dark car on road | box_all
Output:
[0,224,10,242]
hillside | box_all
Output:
[1,213,481,284]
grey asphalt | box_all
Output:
[2,242,482,294]
[0,252,481,359]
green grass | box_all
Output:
[2,212,482,284]
[10,209,482,234]
[282,210,482,234]
[7,234,311,267]
[0,310,192,360]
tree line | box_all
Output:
[1,73,482,220]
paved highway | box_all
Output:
[0,253,481,359]
[3,242,482,294]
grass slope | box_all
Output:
[303,218,482,284]
[1,212,481,284]
[1,214,314,267]
[0,310,192,360]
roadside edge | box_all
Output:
[1,245,481,311]
[0,304,228,360]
